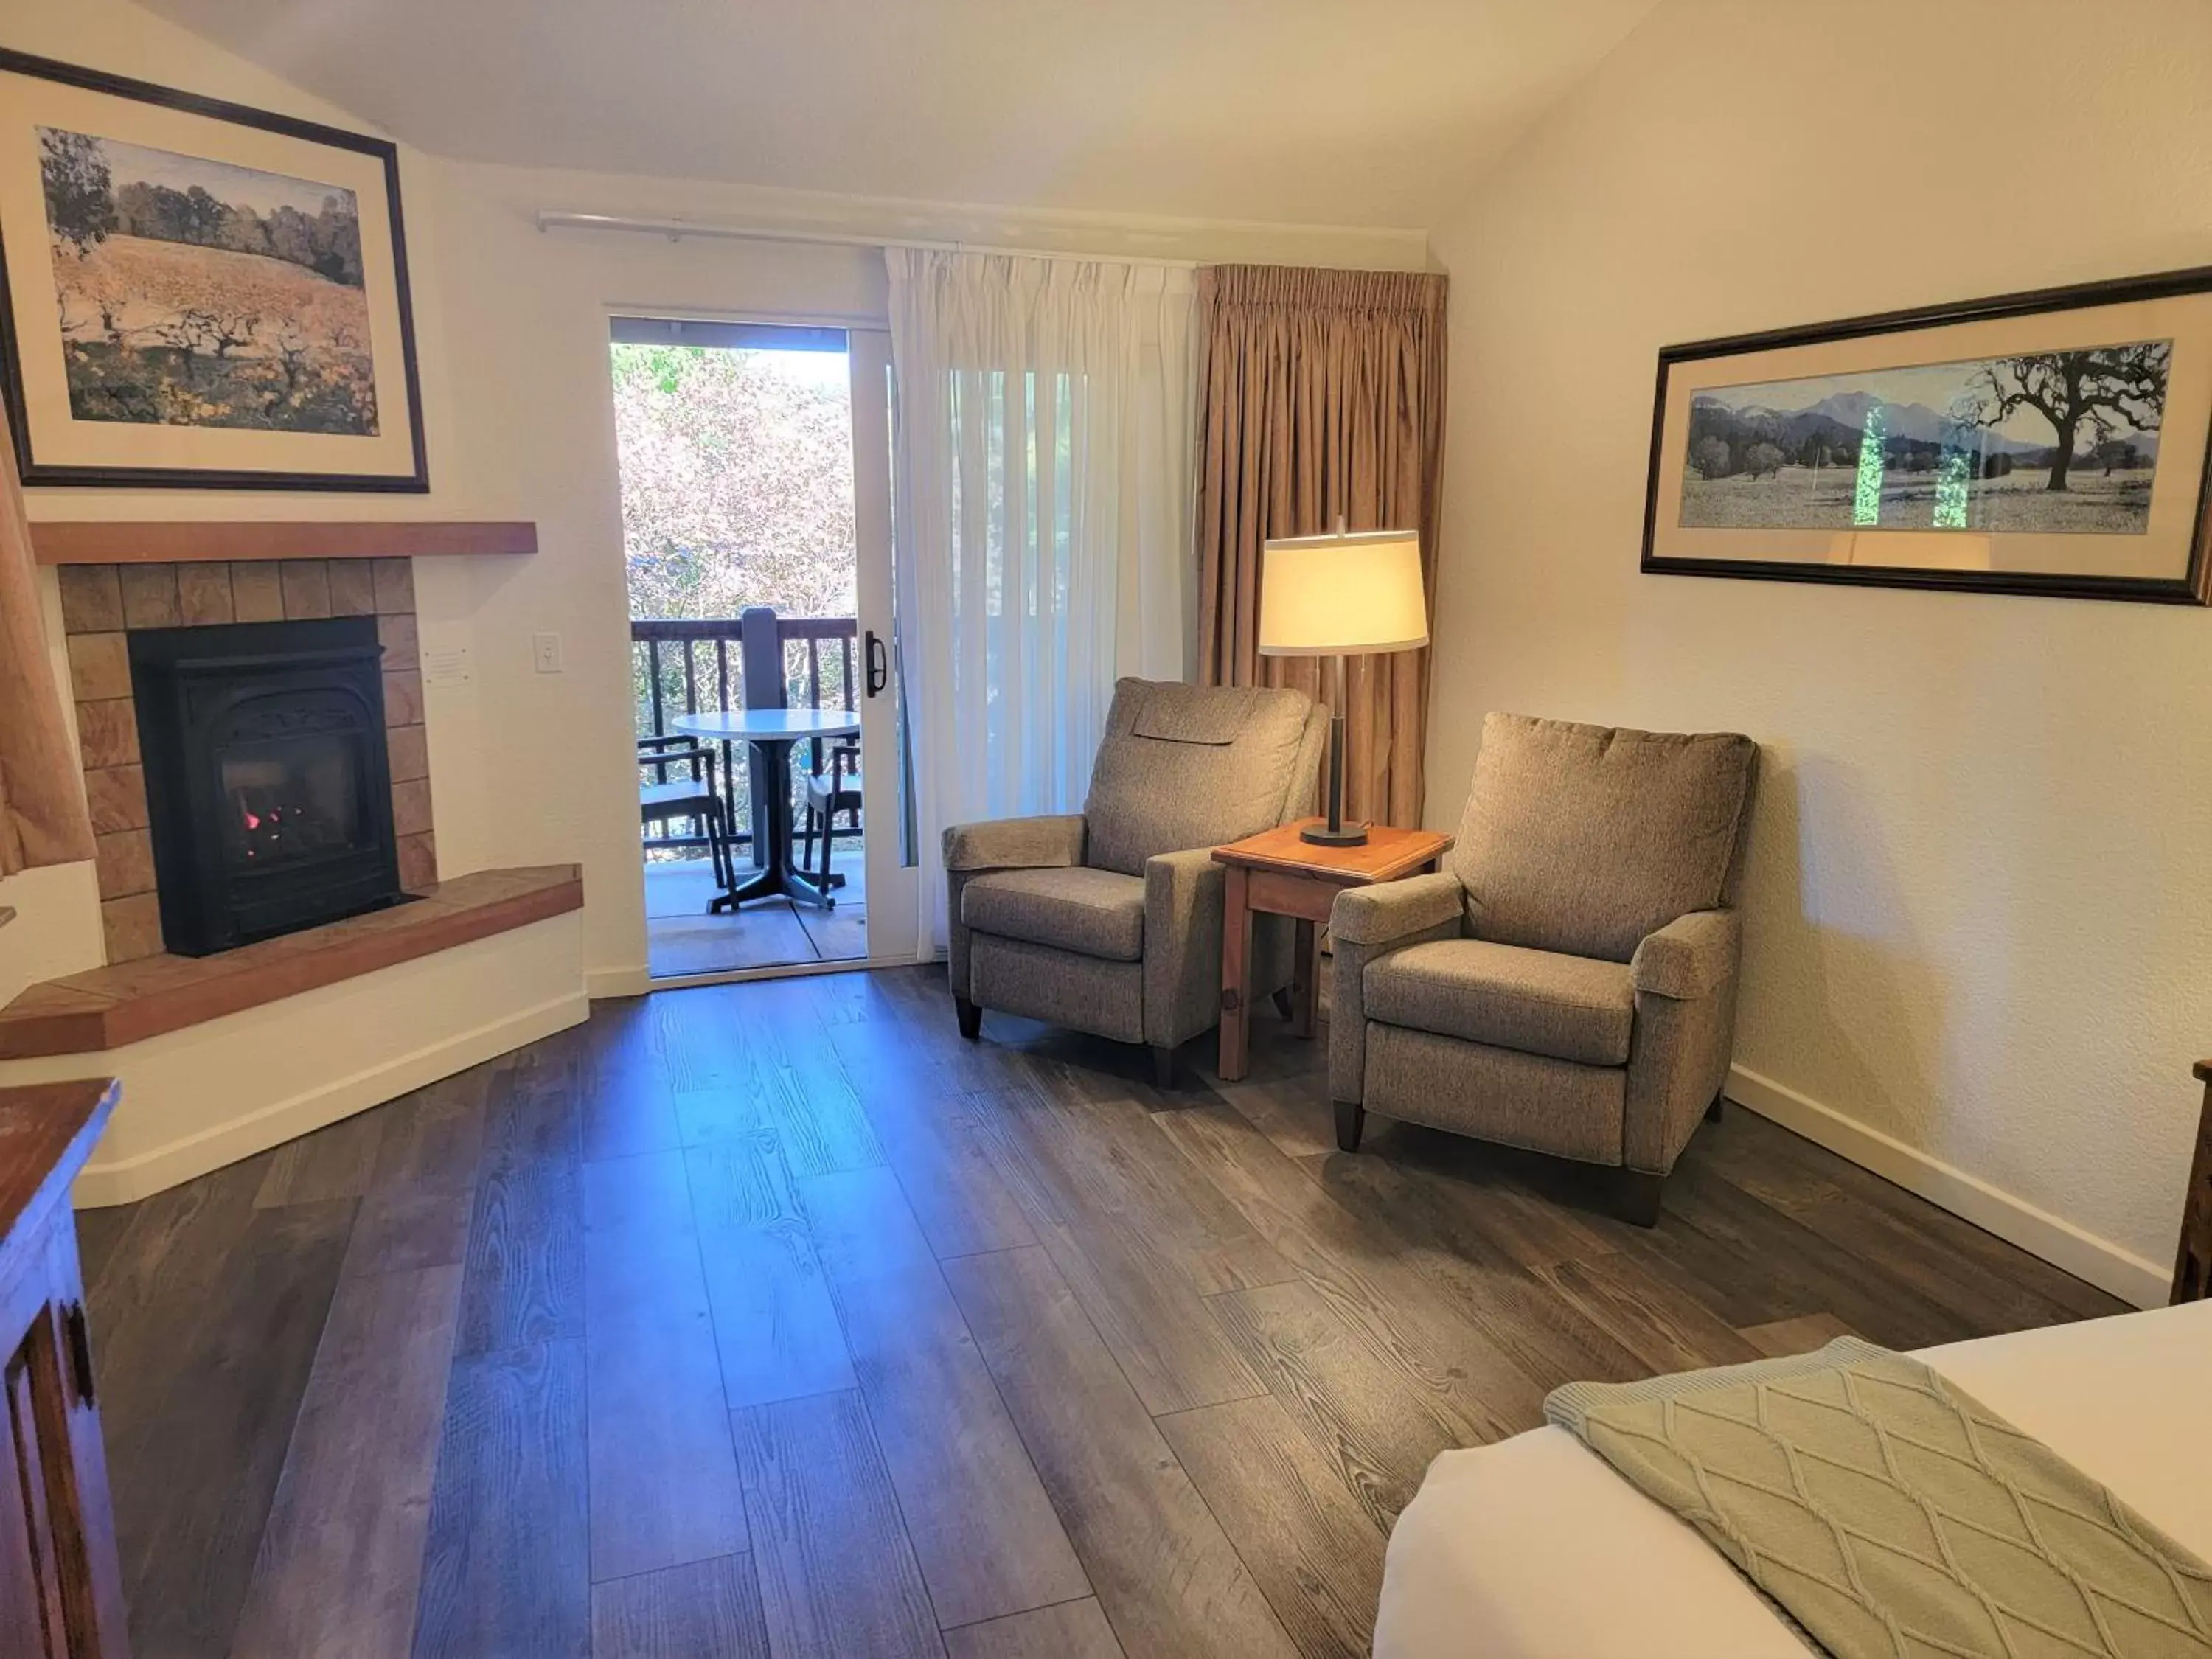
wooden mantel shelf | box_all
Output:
[0,865,581,1060]
[31,521,538,566]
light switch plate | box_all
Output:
[532,631,564,673]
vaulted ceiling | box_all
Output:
[131,0,1659,228]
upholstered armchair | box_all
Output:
[1329,713,1759,1223]
[945,678,1330,1084]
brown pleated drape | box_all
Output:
[0,402,94,875]
[1194,265,1448,830]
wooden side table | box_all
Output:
[2175,1059,2212,1303]
[0,1077,131,1659]
[1213,818,1453,1082]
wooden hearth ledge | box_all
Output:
[31,521,537,565]
[0,865,581,1060]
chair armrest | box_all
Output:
[1630,909,1740,1001]
[1328,871,1464,1106]
[1143,847,1228,1049]
[1329,871,1466,948]
[942,814,1087,872]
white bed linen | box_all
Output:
[1374,1299,2212,1659]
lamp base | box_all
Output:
[1301,821,1370,847]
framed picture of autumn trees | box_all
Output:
[0,49,428,490]
[1642,266,2212,602]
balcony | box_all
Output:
[633,609,863,975]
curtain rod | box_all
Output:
[536,210,1202,269]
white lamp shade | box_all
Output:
[1256,528,1427,656]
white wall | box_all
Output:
[0,0,1428,1004]
[1425,0,2212,1302]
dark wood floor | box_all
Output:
[76,965,2124,1659]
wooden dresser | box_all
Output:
[2177,1061,2212,1304]
[0,1078,129,1658]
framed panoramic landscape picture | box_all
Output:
[1642,267,2212,603]
[0,49,428,490]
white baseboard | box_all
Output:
[71,988,587,1208]
[586,964,653,999]
[1725,1062,2169,1310]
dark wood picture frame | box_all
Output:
[1641,265,2212,605]
[0,48,430,493]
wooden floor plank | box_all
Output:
[82,966,2118,1659]
[734,1389,946,1659]
[254,1105,385,1207]
[1530,1254,1764,1376]
[71,1203,133,1290]
[456,1158,585,1355]
[1155,1393,1388,1659]
[801,1166,1091,1627]
[344,1182,476,1279]
[686,1134,858,1405]
[1019,1068,1299,1297]
[411,1338,590,1659]
[580,997,685,1164]
[481,1046,585,1170]
[943,1245,1298,1659]
[1635,1161,1965,1350]
[102,1189,356,1659]
[965,1087,1271,1415]
[232,1262,464,1659]
[1155,1104,1548,1441]
[728,989,889,1176]
[369,1066,493,1193]
[589,1554,771,1659]
[1697,1109,2124,1322]
[832,1031,1037,1259]
[1739,1312,1861,1357]
[943,1598,1127,1659]
[1207,1277,1482,1536]
[582,1152,749,1582]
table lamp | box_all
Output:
[1258,521,1427,846]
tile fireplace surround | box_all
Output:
[58,557,434,964]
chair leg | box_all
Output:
[1706,1093,1726,1123]
[1607,1168,1666,1228]
[1333,1100,1365,1153]
[707,802,731,892]
[955,995,982,1040]
[1151,1046,1178,1089]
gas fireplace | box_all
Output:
[130,616,405,956]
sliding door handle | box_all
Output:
[864,630,888,698]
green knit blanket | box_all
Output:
[1545,1338,2212,1658]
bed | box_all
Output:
[1374,1298,2212,1658]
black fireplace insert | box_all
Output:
[130,616,406,956]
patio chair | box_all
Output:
[638,734,734,897]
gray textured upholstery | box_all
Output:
[970,934,1145,1045]
[1333,713,1757,1184]
[1449,713,1757,963]
[1364,939,1633,1067]
[1085,679,1319,877]
[961,866,1147,961]
[1365,1024,1626,1164]
[946,678,1329,1054]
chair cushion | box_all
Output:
[1083,678,1315,876]
[1448,713,1757,963]
[1364,937,1635,1067]
[640,779,717,813]
[961,866,1147,961]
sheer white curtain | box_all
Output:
[888,248,1195,952]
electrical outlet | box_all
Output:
[532,632,564,674]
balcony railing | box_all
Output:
[633,610,858,858]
